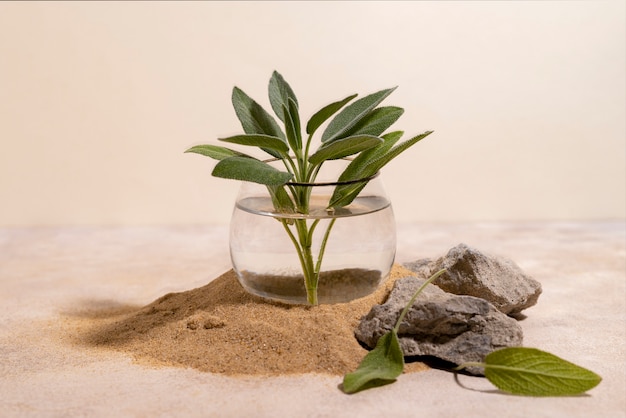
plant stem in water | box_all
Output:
[315,218,336,276]
[280,215,339,305]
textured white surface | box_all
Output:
[1,222,625,417]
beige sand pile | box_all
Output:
[64,265,427,376]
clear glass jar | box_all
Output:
[229,159,396,305]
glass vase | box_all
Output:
[229,159,396,305]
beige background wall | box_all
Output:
[1,1,624,226]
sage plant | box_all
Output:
[187,71,432,305]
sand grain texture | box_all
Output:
[65,265,427,376]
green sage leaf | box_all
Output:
[363,130,434,175]
[232,87,286,139]
[327,131,405,208]
[327,130,430,209]
[336,131,404,182]
[327,182,368,210]
[305,93,358,136]
[232,86,286,158]
[343,106,404,137]
[342,330,404,394]
[343,269,447,394]
[288,98,302,150]
[267,184,296,214]
[308,135,382,166]
[329,131,431,207]
[184,144,250,161]
[283,99,302,152]
[212,156,293,186]
[483,347,602,396]
[219,134,289,155]
[321,87,397,143]
[268,71,298,123]
[365,130,404,162]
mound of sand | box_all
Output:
[64,265,427,376]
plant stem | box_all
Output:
[303,247,318,304]
[280,215,338,305]
[279,147,338,305]
[281,223,317,305]
[393,268,447,334]
[307,219,321,244]
[281,221,304,255]
[315,218,336,275]
[292,219,318,305]
[303,134,313,164]
[284,154,299,178]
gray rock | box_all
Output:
[356,275,523,375]
[404,243,542,315]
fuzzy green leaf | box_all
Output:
[184,144,250,161]
[232,86,286,158]
[327,182,368,210]
[288,98,302,150]
[268,71,298,123]
[327,131,406,208]
[212,156,293,186]
[305,93,358,136]
[283,99,302,152]
[219,134,289,154]
[308,135,382,166]
[267,184,296,214]
[363,130,433,176]
[232,87,286,139]
[321,87,396,143]
[344,106,404,137]
[365,131,404,161]
[483,347,602,396]
[342,330,404,394]
[336,131,404,182]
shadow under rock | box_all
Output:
[405,355,471,375]
[65,269,271,347]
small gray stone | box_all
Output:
[356,276,523,375]
[405,244,542,315]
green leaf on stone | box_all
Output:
[321,87,397,144]
[184,144,251,161]
[219,134,289,155]
[482,347,602,397]
[343,269,447,394]
[306,93,358,136]
[308,135,383,166]
[342,330,405,394]
[212,156,293,186]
